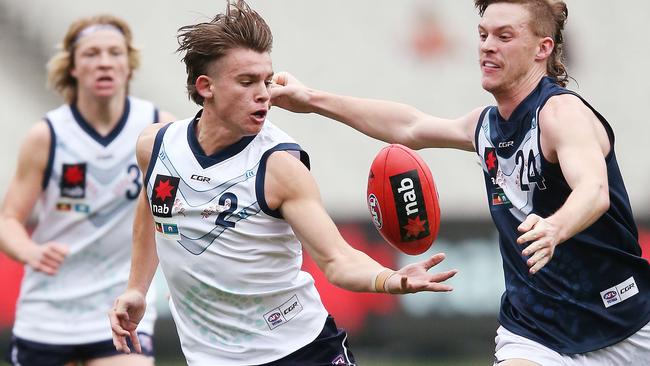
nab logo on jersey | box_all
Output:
[151,174,180,218]
[60,163,87,198]
[389,170,430,241]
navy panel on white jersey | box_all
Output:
[14,97,158,344]
[474,77,650,353]
[146,112,327,365]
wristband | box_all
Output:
[373,269,395,293]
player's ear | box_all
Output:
[535,36,554,61]
[196,75,214,100]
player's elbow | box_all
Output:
[595,185,610,217]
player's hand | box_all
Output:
[517,214,561,274]
[269,72,314,113]
[23,242,69,275]
[385,253,458,294]
[109,289,146,354]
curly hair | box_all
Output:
[176,0,273,105]
[474,0,569,86]
[46,14,140,103]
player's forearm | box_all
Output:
[308,90,423,147]
[547,181,609,243]
[127,194,159,295]
[323,246,391,293]
[0,216,38,264]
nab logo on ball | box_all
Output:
[389,170,430,241]
[60,163,87,198]
[151,175,180,218]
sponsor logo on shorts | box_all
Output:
[600,276,639,308]
[151,175,180,218]
[263,295,303,330]
[389,170,430,241]
[60,163,86,198]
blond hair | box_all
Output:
[475,0,569,87]
[47,14,140,103]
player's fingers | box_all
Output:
[529,254,550,275]
[40,257,62,270]
[526,247,548,267]
[517,228,545,245]
[425,283,454,292]
[272,72,288,86]
[517,214,540,233]
[430,269,458,283]
[50,243,70,257]
[37,264,58,276]
[422,253,446,270]
[130,330,142,354]
[43,248,67,263]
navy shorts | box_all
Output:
[5,332,154,366]
[260,315,356,366]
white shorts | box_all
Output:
[494,321,650,366]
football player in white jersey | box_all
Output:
[108,1,458,365]
[0,14,174,366]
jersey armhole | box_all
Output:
[41,118,56,190]
[474,107,491,156]
[143,124,172,190]
[255,143,309,218]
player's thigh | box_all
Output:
[84,354,153,366]
[496,359,541,366]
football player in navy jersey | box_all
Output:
[0,14,174,366]
[108,1,458,365]
[270,0,650,365]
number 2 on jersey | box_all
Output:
[215,192,238,228]
[515,150,547,191]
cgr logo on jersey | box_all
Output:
[600,276,639,308]
[60,163,86,198]
[389,170,430,242]
[151,175,180,218]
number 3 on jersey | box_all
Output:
[515,149,546,191]
[215,192,238,228]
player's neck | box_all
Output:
[195,109,242,156]
[494,71,545,120]
[75,91,127,135]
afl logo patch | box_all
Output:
[151,174,180,218]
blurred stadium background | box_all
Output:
[1,1,649,365]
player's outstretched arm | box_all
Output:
[516,95,610,274]
[270,72,481,151]
[109,123,166,354]
[0,121,69,275]
[265,151,457,294]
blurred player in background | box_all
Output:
[270,0,650,365]
[0,14,174,366]
[108,1,458,365]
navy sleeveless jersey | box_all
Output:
[474,76,650,354]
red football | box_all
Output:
[367,144,440,255]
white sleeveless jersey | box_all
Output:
[14,97,158,344]
[145,115,327,365]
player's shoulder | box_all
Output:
[24,119,52,147]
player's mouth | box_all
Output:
[481,60,501,73]
[95,75,115,88]
[251,109,267,123]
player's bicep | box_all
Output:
[265,152,348,269]
[1,121,51,223]
[541,97,608,189]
